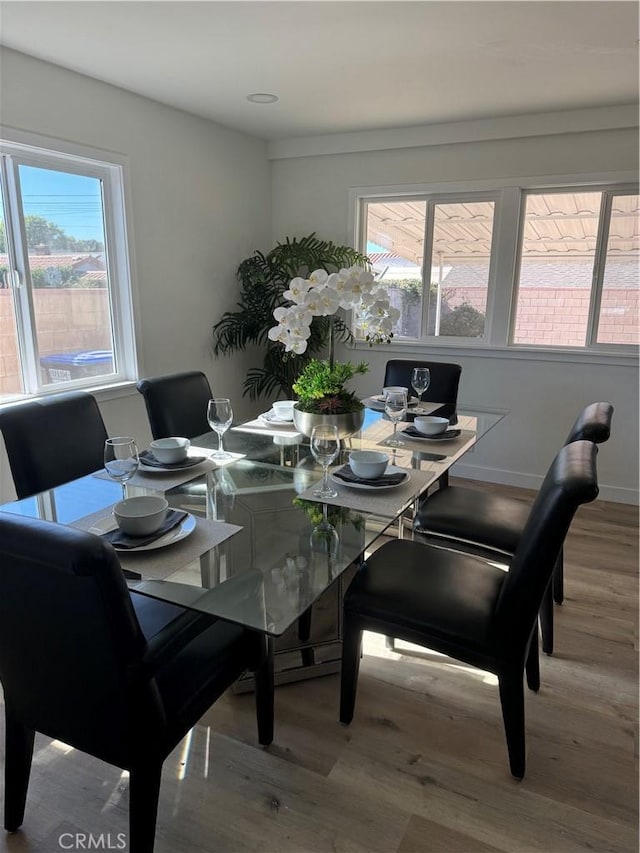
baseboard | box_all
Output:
[452,462,639,506]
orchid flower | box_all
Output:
[270,264,397,354]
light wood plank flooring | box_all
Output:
[1,482,637,853]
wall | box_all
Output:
[0,47,271,501]
[270,124,639,503]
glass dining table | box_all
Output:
[0,405,506,688]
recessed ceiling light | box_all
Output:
[246,93,279,104]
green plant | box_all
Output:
[212,234,367,400]
[292,359,368,414]
[439,302,485,337]
[293,498,365,531]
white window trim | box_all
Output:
[0,126,142,400]
[349,169,639,362]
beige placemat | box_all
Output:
[92,447,245,491]
[72,506,242,576]
[296,465,435,517]
[362,397,441,416]
[233,415,302,439]
[377,428,476,455]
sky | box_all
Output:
[17,165,105,242]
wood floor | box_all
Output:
[1,482,637,853]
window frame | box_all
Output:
[0,128,139,401]
[509,183,639,351]
[350,171,639,360]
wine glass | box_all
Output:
[384,389,407,447]
[104,437,139,498]
[310,424,340,499]
[310,505,341,585]
[411,367,431,404]
[207,398,233,461]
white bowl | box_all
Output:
[113,496,169,536]
[349,450,389,479]
[149,437,190,463]
[413,416,450,436]
[272,400,296,421]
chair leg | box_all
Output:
[129,762,163,853]
[553,547,564,604]
[254,637,274,746]
[498,669,526,779]
[4,705,35,832]
[525,624,540,693]
[539,579,554,656]
[340,619,363,725]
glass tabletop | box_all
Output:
[0,405,506,638]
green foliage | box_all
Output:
[212,234,368,399]
[439,302,485,337]
[30,266,85,289]
[293,498,365,531]
[387,277,423,297]
[292,359,367,414]
[0,217,104,253]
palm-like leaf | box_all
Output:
[212,234,369,399]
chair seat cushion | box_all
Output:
[414,486,531,555]
[155,619,250,743]
[131,593,197,643]
[345,540,506,655]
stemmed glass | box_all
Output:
[411,367,431,404]
[385,389,407,447]
[310,424,340,499]
[104,437,139,498]
[207,398,234,461]
[310,505,341,585]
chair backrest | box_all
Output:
[0,392,108,499]
[565,401,613,445]
[136,371,213,440]
[383,360,462,420]
[0,514,159,767]
[495,440,599,645]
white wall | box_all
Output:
[0,49,637,503]
[270,125,639,503]
[0,48,271,501]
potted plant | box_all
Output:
[267,265,399,437]
[291,358,368,438]
[212,234,368,400]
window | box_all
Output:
[356,179,638,353]
[362,195,495,341]
[512,190,639,347]
[0,135,136,402]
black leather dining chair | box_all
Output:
[340,440,600,779]
[0,391,108,499]
[136,371,213,440]
[413,402,613,654]
[383,359,462,423]
[0,514,273,852]
[0,389,242,814]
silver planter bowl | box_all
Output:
[292,405,365,439]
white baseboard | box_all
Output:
[452,462,639,506]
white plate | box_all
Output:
[402,429,460,442]
[365,396,425,413]
[330,465,410,491]
[374,394,419,405]
[259,409,295,424]
[138,456,207,473]
[90,512,196,552]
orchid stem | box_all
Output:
[328,319,334,369]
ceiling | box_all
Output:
[1,1,638,142]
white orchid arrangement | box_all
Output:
[268,265,400,355]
